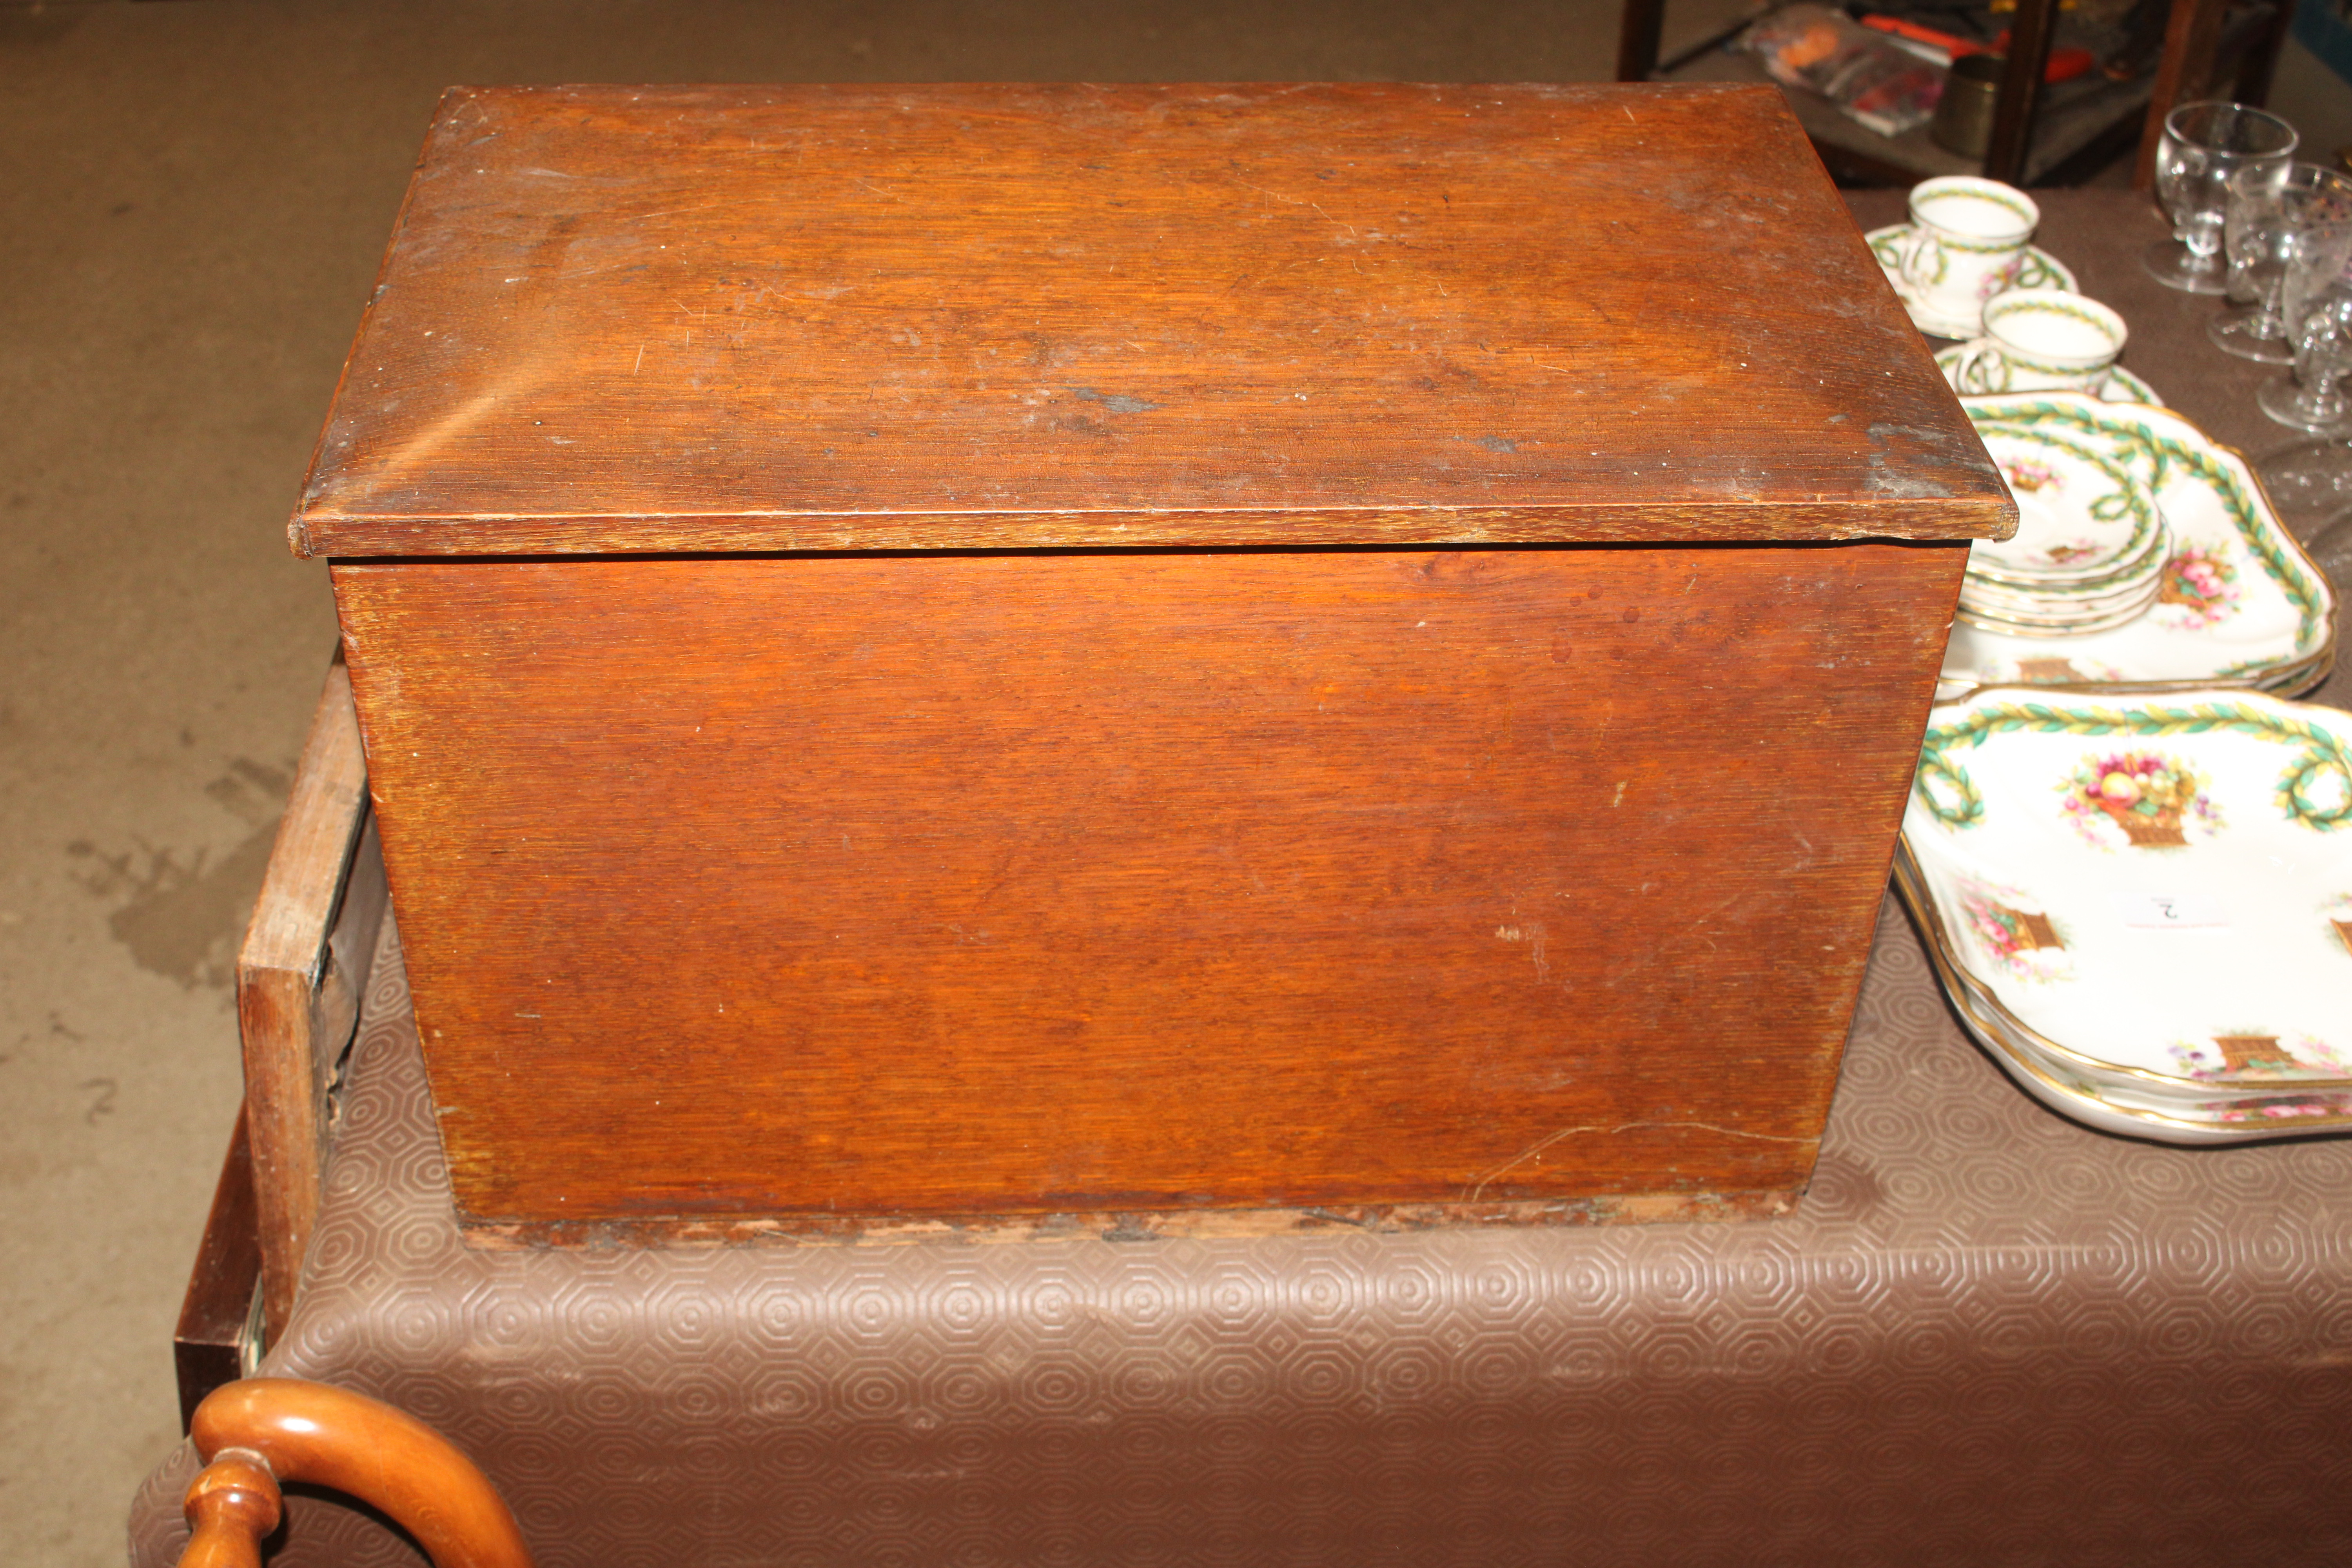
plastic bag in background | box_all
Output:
[1740,4,1946,138]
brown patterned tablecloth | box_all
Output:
[129,190,2352,1568]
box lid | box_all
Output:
[292,82,2013,558]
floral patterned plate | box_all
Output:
[1939,394,2337,698]
[1866,225,2078,339]
[1970,425,2163,581]
[1898,843,2343,1107]
[1894,849,2352,1143]
[1902,689,2352,1129]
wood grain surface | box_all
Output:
[177,1449,279,1568]
[235,659,384,1339]
[190,1379,535,1568]
[173,1109,260,1433]
[337,542,1965,1224]
[290,82,2010,557]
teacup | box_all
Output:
[1898,176,2040,322]
[1951,289,2129,395]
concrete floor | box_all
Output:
[0,4,2343,1565]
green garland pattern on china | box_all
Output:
[1868,232,2065,292]
[1915,701,2352,834]
[1965,399,2327,672]
[2006,251,2067,290]
[1973,423,2152,533]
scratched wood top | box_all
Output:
[293,82,2010,557]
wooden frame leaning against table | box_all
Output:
[177,654,387,1421]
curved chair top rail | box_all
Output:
[181,1378,534,1568]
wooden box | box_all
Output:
[299,83,2009,1238]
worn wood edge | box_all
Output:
[175,1106,263,1435]
[449,78,1780,107]
[1751,548,1964,1205]
[312,815,387,1122]
[237,656,377,1344]
[458,1188,1806,1250]
[285,96,443,562]
[292,499,2018,559]
[240,971,320,1347]
[238,660,370,979]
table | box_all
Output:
[127,189,2352,1568]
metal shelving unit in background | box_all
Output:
[1619,0,2295,187]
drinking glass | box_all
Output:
[2209,162,2352,362]
[2258,223,2352,435]
[2254,228,2352,530]
[2143,101,2298,294]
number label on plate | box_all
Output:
[2109,892,2227,929]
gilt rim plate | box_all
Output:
[1894,852,2352,1142]
[1903,688,2352,1103]
[1938,394,2338,699]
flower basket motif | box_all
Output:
[1956,879,2071,981]
[2153,540,2241,628]
[1991,655,2127,686]
[2001,459,2060,495]
[2169,1031,2352,1082]
[2058,750,2221,848]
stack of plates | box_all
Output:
[1899,686,2352,1144]
[1960,426,2168,636]
[1942,393,2337,697]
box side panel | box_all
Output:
[334,544,1964,1222]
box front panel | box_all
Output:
[334,544,1963,1223]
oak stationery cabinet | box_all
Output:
[297,82,2009,1237]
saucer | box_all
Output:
[1934,346,2163,406]
[1969,425,2161,580]
[1867,225,2078,339]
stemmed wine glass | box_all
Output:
[2253,223,2352,535]
[2144,101,2298,294]
[2258,223,2352,434]
[2210,162,2352,362]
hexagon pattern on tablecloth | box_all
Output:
[129,898,2352,1568]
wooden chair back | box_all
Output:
[178,1379,533,1568]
